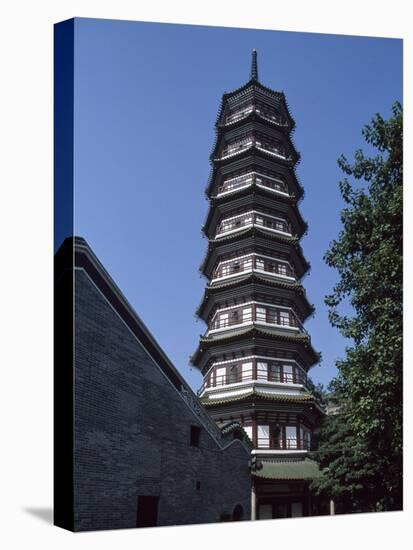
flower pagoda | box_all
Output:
[191,50,325,519]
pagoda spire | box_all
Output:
[250,49,258,81]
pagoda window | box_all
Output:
[244,257,253,271]
[214,257,251,279]
[218,312,229,328]
[279,310,291,326]
[214,254,294,281]
[220,132,286,160]
[220,264,231,277]
[256,306,266,322]
[242,307,252,323]
[254,134,285,157]
[272,425,282,449]
[283,364,294,384]
[257,425,270,448]
[241,361,253,381]
[221,133,254,157]
[254,212,291,234]
[210,303,301,331]
[216,211,290,237]
[230,310,240,323]
[255,101,285,125]
[228,363,240,384]
[268,363,281,382]
[225,102,254,123]
[221,219,233,233]
[256,176,288,194]
[285,426,298,449]
[215,366,226,386]
[278,263,288,276]
[256,258,265,270]
[217,171,288,196]
[257,361,268,381]
[266,308,278,324]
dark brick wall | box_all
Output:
[73,268,251,531]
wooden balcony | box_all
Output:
[225,104,254,123]
[213,255,295,281]
[224,102,286,126]
[220,132,286,160]
[210,305,301,332]
[256,437,311,451]
[198,363,308,395]
[217,172,288,196]
[199,361,307,393]
[216,212,291,237]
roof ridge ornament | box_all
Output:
[251,49,258,81]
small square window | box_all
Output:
[190,425,201,447]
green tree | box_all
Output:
[311,102,403,512]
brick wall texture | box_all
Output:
[73,268,251,531]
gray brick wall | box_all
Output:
[74,268,251,531]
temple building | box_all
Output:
[191,50,325,519]
[54,237,253,531]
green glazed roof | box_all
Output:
[201,389,316,407]
[253,457,324,480]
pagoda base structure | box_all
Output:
[199,379,328,519]
[251,454,329,519]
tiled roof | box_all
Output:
[191,325,320,368]
[252,457,324,480]
[200,325,310,345]
[209,226,299,246]
[201,389,315,407]
[208,272,302,292]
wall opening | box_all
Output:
[190,425,201,447]
[136,495,159,527]
[232,504,244,521]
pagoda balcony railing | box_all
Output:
[254,107,286,126]
[209,307,302,332]
[198,366,308,395]
[220,134,286,160]
[225,105,254,123]
[225,103,286,126]
[256,437,311,451]
[213,255,295,281]
[216,212,291,237]
[217,172,288,197]
[220,139,254,159]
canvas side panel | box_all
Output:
[54,19,74,252]
[53,18,75,532]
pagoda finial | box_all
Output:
[251,49,258,81]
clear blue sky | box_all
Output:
[70,18,402,391]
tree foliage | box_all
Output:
[311,102,403,512]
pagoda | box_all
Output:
[191,50,325,519]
